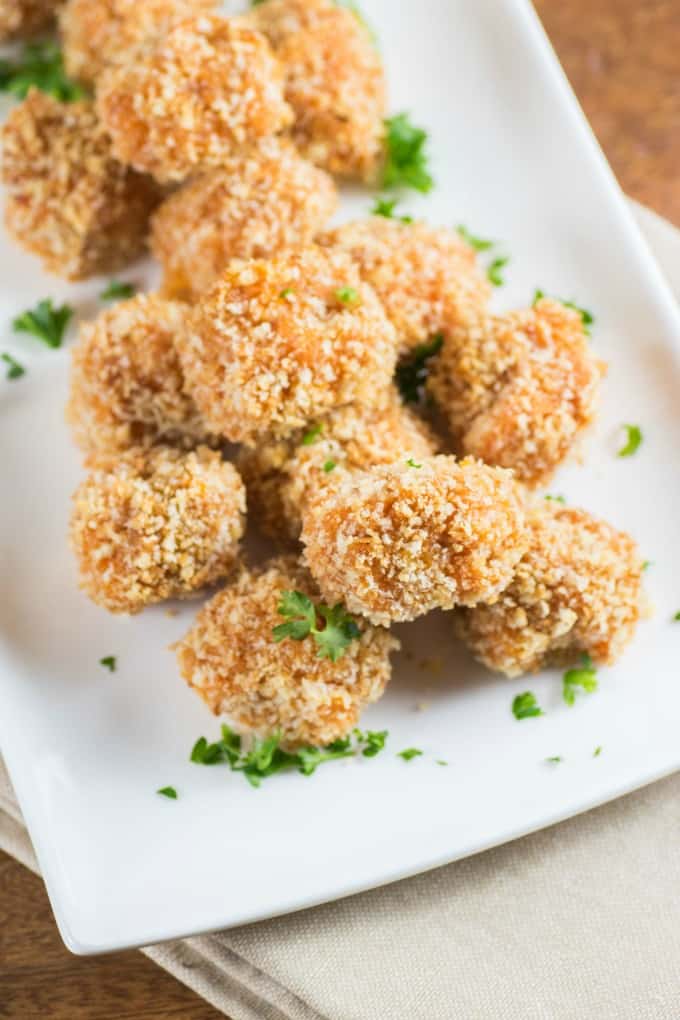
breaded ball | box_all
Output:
[248,0,386,180]
[60,0,217,86]
[180,246,398,445]
[67,293,216,456]
[0,0,59,39]
[150,139,338,303]
[319,217,491,353]
[1,90,159,280]
[97,15,292,183]
[301,455,528,625]
[70,446,245,613]
[455,502,645,677]
[238,390,440,544]
[175,557,398,749]
[427,298,605,487]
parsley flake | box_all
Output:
[371,197,413,223]
[673,611,680,622]
[593,746,603,757]
[0,42,87,102]
[273,590,361,662]
[100,280,135,302]
[617,424,643,458]
[1,352,25,380]
[323,459,337,473]
[562,654,598,706]
[301,423,323,445]
[487,256,509,287]
[405,458,422,468]
[157,786,178,799]
[354,728,388,757]
[395,333,443,403]
[512,691,543,720]
[533,289,594,335]
[382,113,433,193]
[279,287,295,299]
[335,286,359,306]
[435,759,449,766]
[545,756,563,764]
[456,225,494,252]
[398,747,423,761]
[544,494,566,504]
[13,299,73,349]
[99,656,116,672]
[642,561,652,571]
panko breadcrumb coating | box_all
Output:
[318,217,491,353]
[60,0,217,85]
[247,0,386,180]
[67,293,216,456]
[301,455,528,625]
[180,246,398,444]
[175,557,398,749]
[97,15,292,183]
[427,298,605,487]
[0,0,59,39]
[70,446,245,614]
[238,390,440,544]
[150,138,337,303]
[1,90,159,280]
[455,502,644,677]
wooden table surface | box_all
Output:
[2,3,679,1018]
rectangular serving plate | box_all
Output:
[1,0,680,954]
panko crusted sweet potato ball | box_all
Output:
[180,246,398,445]
[175,557,398,749]
[427,298,605,487]
[97,15,292,183]
[150,138,338,303]
[70,446,245,614]
[60,0,217,85]
[318,217,491,353]
[455,502,645,677]
[0,0,59,39]
[67,293,216,456]
[301,455,528,626]
[237,390,440,544]
[247,0,386,180]
[1,90,160,280]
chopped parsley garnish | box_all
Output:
[673,611,680,621]
[593,746,603,757]
[157,786,177,799]
[398,748,423,761]
[395,333,443,403]
[0,42,87,102]
[642,561,652,571]
[456,225,494,252]
[323,459,337,473]
[1,352,25,380]
[562,654,598,706]
[301,423,323,445]
[545,756,563,764]
[335,286,359,306]
[382,113,433,193]
[435,759,448,766]
[371,197,413,223]
[99,656,116,672]
[405,458,422,468]
[487,256,509,287]
[617,424,643,458]
[190,724,388,787]
[100,280,135,302]
[532,289,594,335]
[273,590,361,662]
[279,287,295,299]
[512,691,543,720]
[544,494,566,504]
[13,299,73,349]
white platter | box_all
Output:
[1,0,680,954]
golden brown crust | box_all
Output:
[427,298,606,486]
[319,218,491,353]
[301,455,528,625]
[60,0,217,85]
[180,245,398,444]
[70,446,246,614]
[97,15,292,183]
[0,0,59,39]
[150,138,338,303]
[174,556,398,749]
[1,90,160,280]
[67,293,217,456]
[455,502,645,676]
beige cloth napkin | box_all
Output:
[2,202,680,1020]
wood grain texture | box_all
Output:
[1,2,679,1017]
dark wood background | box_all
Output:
[1,2,679,1017]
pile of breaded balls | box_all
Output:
[2,0,645,752]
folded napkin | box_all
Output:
[2,202,680,1020]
